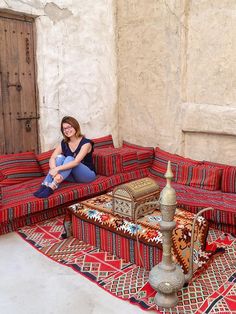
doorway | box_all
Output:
[0,11,39,154]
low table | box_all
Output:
[67,193,209,273]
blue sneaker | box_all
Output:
[37,186,54,198]
[33,185,47,197]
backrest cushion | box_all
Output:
[92,135,114,149]
[203,160,227,170]
[93,148,122,176]
[93,147,139,176]
[150,147,199,181]
[190,165,222,191]
[36,150,54,175]
[221,166,236,193]
[122,140,154,169]
[0,152,43,186]
[176,163,194,186]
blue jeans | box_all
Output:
[42,155,96,185]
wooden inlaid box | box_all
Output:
[112,177,160,220]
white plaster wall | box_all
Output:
[182,0,236,165]
[117,0,236,165]
[0,0,117,151]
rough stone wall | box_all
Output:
[117,0,236,165]
[1,0,117,151]
[117,0,183,152]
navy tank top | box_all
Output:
[61,137,95,172]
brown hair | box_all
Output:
[61,116,82,142]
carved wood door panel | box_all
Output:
[0,12,39,154]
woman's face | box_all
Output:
[62,123,76,138]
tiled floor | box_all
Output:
[0,232,149,314]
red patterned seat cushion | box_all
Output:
[221,166,236,193]
[0,168,149,226]
[36,150,54,175]
[150,147,199,181]
[92,134,114,149]
[122,140,154,169]
[0,152,42,187]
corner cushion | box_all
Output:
[93,148,122,176]
[93,147,138,176]
[92,134,114,149]
[122,140,154,168]
[0,152,42,186]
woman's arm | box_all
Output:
[49,144,63,170]
[51,143,92,175]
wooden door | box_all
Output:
[0,12,39,154]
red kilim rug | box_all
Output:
[17,217,236,313]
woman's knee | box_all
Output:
[72,164,96,183]
[64,156,74,163]
[55,154,65,166]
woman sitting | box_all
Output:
[34,116,96,198]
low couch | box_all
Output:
[0,136,235,236]
[0,135,150,235]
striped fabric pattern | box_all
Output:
[221,166,236,193]
[0,152,43,186]
[176,163,194,185]
[0,168,149,233]
[93,147,139,175]
[72,216,162,270]
[93,148,122,176]
[36,150,54,175]
[203,160,228,170]
[117,147,138,172]
[92,134,114,149]
[148,174,236,234]
[0,207,66,235]
[122,140,154,169]
[190,165,222,191]
[176,164,222,191]
[149,147,199,181]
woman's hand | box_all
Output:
[49,167,59,177]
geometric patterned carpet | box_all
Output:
[17,216,236,313]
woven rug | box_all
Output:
[17,216,236,313]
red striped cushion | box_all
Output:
[0,152,42,186]
[176,163,194,185]
[203,160,228,170]
[93,148,122,176]
[190,165,222,191]
[117,147,138,172]
[221,166,236,193]
[36,150,54,175]
[0,171,4,181]
[150,147,199,181]
[93,147,138,176]
[92,135,114,149]
[122,141,154,168]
